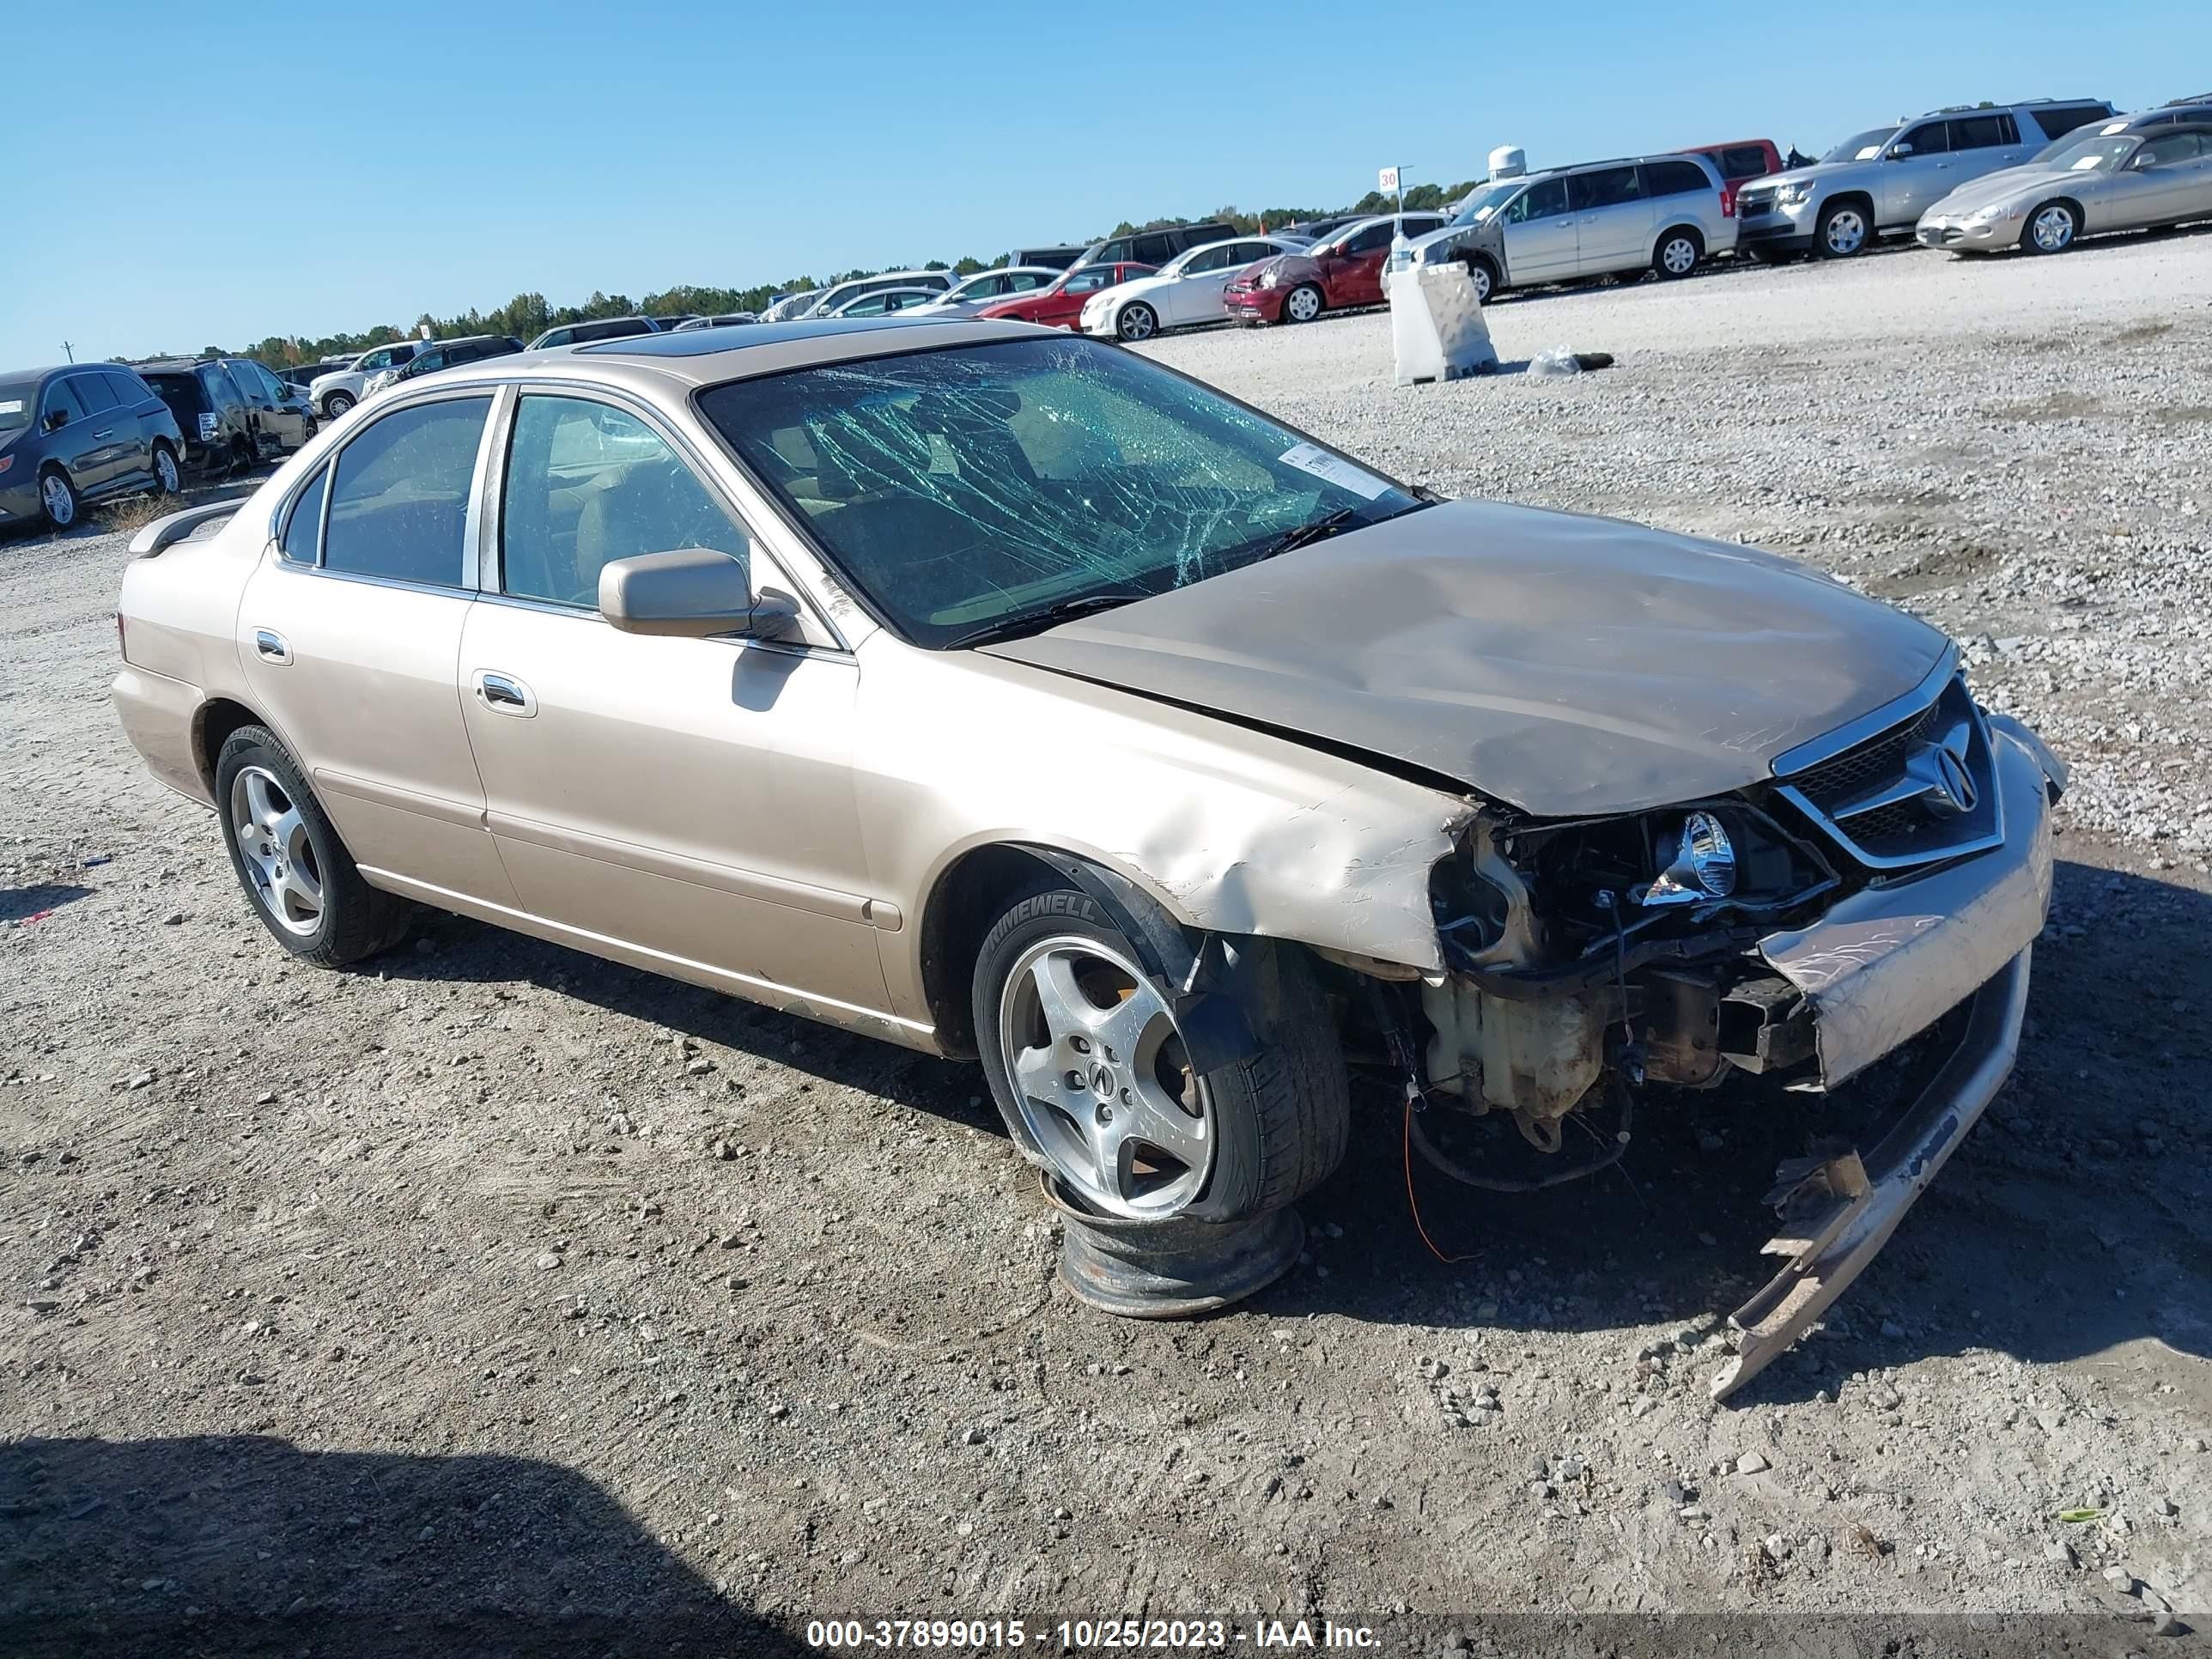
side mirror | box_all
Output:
[1888,144,1915,159]
[599,547,798,641]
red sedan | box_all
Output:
[977,262,1155,330]
[1223,212,1446,325]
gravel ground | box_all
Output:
[4,240,2210,1658]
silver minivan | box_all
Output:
[1402,154,1736,302]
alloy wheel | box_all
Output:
[997,935,1213,1219]
[230,765,324,937]
[2031,206,2075,252]
[1823,209,1868,256]
[1468,262,1492,303]
[154,448,180,494]
[40,473,75,526]
[1117,303,1158,342]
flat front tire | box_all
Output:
[974,882,1349,1224]
[214,725,416,967]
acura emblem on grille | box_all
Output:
[1905,720,1978,817]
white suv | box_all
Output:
[306,342,427,421]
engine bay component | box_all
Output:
[1419,975,1608,1144]
[1637,810,1737,906]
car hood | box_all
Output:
[1925,162,2088,214]
[978,500,1948,817]
[1752,159,1872,192]
[1233,252,1321,286]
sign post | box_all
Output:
[1378,165,1404,217]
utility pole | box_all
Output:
[61,341,75,363]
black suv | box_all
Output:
[384,335,525,385]
[1077,221,1238,266]
[137,360,259,477]
[0,363,187,531]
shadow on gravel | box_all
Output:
[0,883,92,922]
[350,857,2210,1406]
[1252,857,2212,1403]
[381,914,1001,1139]
[0,1434,805,1659]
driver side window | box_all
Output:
[501,394,749,608]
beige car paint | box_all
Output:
[111,323,1479,1055]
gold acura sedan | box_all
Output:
[114,319,2063,1394]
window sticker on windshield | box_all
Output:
[2100,121,2128,134]
[0,400,22,415]
[1278,441,1389,500]
[2071,155,2104,170]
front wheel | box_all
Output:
[1115,301,1158,343]
[2023,201,2078,255]
[323,391,355,420]
[215,725,416,967]
[37,467,79,530]
[1815,200,1870,258]
[152,444,181,495]
[974,883,1349,1224]
[1463,256,1497,304]
[1282,283,1324,325]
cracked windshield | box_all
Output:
[697,337,1423,647]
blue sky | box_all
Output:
[9,0,2203,366]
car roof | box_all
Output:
[2131,106,2212,125]
[550,316,1049,386]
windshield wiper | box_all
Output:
[943,589,1157,651]
[1253,506,1364,563]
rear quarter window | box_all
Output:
[1647,160,1714,195]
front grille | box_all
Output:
[1738,188,1778,217]
[1775,675,2004,871]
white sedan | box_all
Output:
[1079,234,1310,342]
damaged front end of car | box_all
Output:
[1405,653,2063,1399]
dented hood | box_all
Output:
[980,500,1948,817]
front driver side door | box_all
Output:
[1881,120,1954,224]
[458,389,891,1017]
[1500,178,1577,281]
[2099,131,2212,228]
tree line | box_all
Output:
[204,183,1483,371]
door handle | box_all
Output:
[253,629,292,665]
[94,428,114,439]
[471,670,537,716]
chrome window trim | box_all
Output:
[482,377,851,653]
[1770,647,1959,779]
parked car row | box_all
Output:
[1916,106,2212,255]
[0,363,185,530]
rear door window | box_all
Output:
[1948,113,2018,149]
[1569,166,1645,211]
[322,396,491,586]
[103,370,149,407]
[71,373,118,413]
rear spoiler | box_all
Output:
[130,501,241,556]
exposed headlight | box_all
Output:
[1259,269,1282,289]
[1638,811,1737,906]
[1775,182,1814,208]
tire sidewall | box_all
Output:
[214,727,347,959]
[1285,284,1322,325]
[1656,229,1702,277]
[2023,202,2076,255]
[38,468,78,530]
[1818,201,1869,258]
[1117,302,1157,343]
[153,445,180,495]
[1465,257,1497,304]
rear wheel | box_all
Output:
[974,884,1348,1224]
[2023,200,2078,255]
[151,443,181,495]
[1815,200,1871,258]
[1115,301,1158,343]
[37,467,79,530]
[1282,283,1324,325]
[1653,226,1704,278]
[214,725,416,967]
